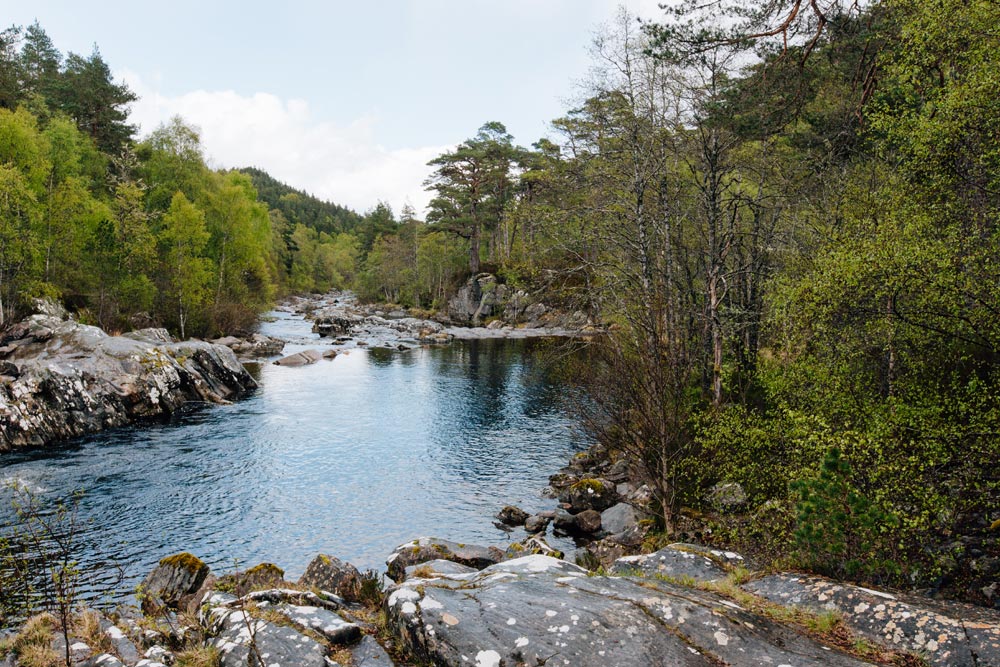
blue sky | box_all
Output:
[9,1,668,213]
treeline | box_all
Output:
[0,22,412,336]
[355,0,999,594]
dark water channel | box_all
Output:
[0,311,588,599]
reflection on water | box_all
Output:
[0,312,587,599]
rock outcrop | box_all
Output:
[139,552,210,612]
[0,312,256,452]
[386,537,504,582]
[211,333,285,359]
[9,542,997,667]
[385,554,876,667]
[447,273,509,325]
[746,573,1000,667]
[299,553,363,602]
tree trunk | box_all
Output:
[709,269,723,406]
[469,224,481,274]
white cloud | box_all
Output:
[121,70,448,217]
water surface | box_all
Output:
[0,311,587,595]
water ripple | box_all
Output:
[0,314,587,599]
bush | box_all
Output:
[791,448,900,580]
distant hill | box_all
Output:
[240,167,364,235]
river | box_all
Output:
[0,310,588,599]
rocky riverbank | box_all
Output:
[0,301,258,452]
[4,538,996,667]
[258,290,591,367]
[0,285,590,450]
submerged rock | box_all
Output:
[273,349,325,366]
[0,313,256,452]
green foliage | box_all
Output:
[356,569,386,609]
[425,121,520,275]
[790,448,899,579]
[240,166,363,235]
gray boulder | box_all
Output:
[139,553,210,612]
[212,333,285,359]
[611,544,730,583]
[600,502,640,535]
[404,559,478,579]
[122,328,173,344]
[202,588,362,667]
[523,302,547,323]
[447,273,509,325]
[707,482,748,511]
[385,554,874,667]
[495,505,529,527]
[558,478,619,513]
[273,349,325,366]
[98,617,141,665]
[524,513,551,534]
[312,315,358,337]
[552,509,579,534]
[575,508,602,534]
[350,634,397,667]
[0,315,256,452]
[386,537,503,582]
[298,553,362,602]
[746,573,1000,667]
[503,535,564,560]
[209,606,330,667]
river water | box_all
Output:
[0,311,588,597]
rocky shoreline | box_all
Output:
[4,535,997,667]
[273,288,591,360]
[0,285,589,451]
[4,294,997,665]
[0,301,258,453]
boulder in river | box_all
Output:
[524,513,552,534]
[211,333,285,359]
[495,505,529,527]
[273,349,325,366]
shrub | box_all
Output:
[791,448,899,580]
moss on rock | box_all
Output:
[159,552,207,575]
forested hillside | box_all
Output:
[356,0,1000,601]
[0,23,380,336]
